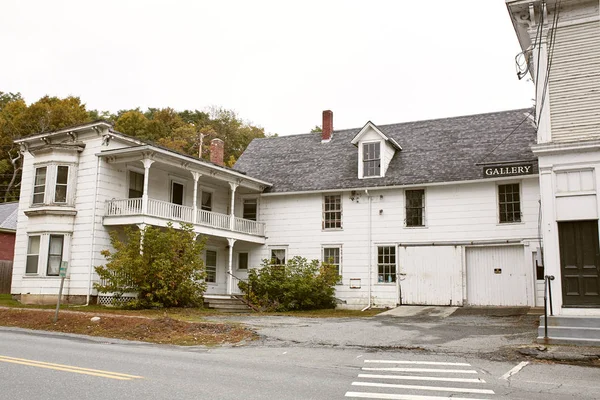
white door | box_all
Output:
[466,246,530,306]
[398,246,463,306]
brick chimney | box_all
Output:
[210,138,225,166]
[322,110,333,142]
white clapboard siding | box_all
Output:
[549,21,600,142]
[466,246,531,306]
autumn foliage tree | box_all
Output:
[0,90,270,202]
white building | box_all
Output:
[11,122,270,305]
[236,109,541,309]
[506,0,600,344]
[11,109,542,309]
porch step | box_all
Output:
[537,316,600,346]
[203,296,252,313]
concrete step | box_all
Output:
[540,315,600,328]
[203,296,252,313]
[537,315,600,346]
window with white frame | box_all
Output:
[238,252,248,270]
[322,246,341,283]
[201,191,212,211]
[32,165,73,206]
[377,246,396,283]
[405,189,425,227]
[54,166,69,203]
[323,195,342,229]
[362,142,381,177]
[26,236,41,274]
[128,171,144,198]
[243,198,257,221]
[270,248,286,266]
[498,183,521,223]
[205,250,217,283]
[32,167,47,205]
[47,235,64,276]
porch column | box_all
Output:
[227,238,236,295]
[141,158,154,214]
[190,172,202,224]
[228,182,238,231]
[137,223,146,254]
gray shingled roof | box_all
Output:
[235,108,538,193]
[0,202,18,231]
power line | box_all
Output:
[536,0,561,128]
[476,111,534,165]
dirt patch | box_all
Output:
[450,307,532,318]
[0,308,256,346]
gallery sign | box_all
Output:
[483,163,534,178]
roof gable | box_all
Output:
[351,121,402,150]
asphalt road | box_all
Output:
[0,328,599,400]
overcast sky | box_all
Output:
[1,1,533,135]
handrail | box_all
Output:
[543,274,555,340]
[226,271,259,312]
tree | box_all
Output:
[310,125,322,133]
[0,92,92,201]
[95,223,206,308]
[239,256,339,311]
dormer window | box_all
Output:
[363,142,381,177]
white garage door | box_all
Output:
[399,246,463,306]
[466,246,531,306]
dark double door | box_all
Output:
[558,220,600,307]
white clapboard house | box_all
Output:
[11,108,542,309]
[507,0,600,344]
[235,109,541,309]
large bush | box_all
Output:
[95,223,206,308]
[239,256,339,311]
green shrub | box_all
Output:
[95,223,206,308]
[239,256,339,311]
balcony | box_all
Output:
[104,198,265,242]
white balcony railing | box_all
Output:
[105,198,265,237]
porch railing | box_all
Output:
[105,198,142,216]
[105,197,265,237]
[234,217,265,236]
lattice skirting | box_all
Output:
[97,294,137,306]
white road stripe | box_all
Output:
[358,373,486,383]
[352,381,495,394]
[362,367,478,374]
[365,360,471,367]
[500,361,529,380]
[345,392,493,400]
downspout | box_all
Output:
[85,156,101,306]
[361,189,372,311]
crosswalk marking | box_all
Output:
[358,374,485,383]
[362,367,478,374]
[346,358,494,400]
[352,381,495,394]
[364,360,471,367]
[345,392,492,400]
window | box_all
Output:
[323,247,341,283]
[363,142,381,177]
[54,166,69,203]
[26,236,40,274]
[405,189,425,227]
[243,198,257,221]
[205,250,217,283]
[33,167,47,204]
[201,191,212,211]
[498,183,521,223]
[129,171,144,198]
[323,195,342,229]
[270,249,286,266]
[47,235,64,276]
[378,246,396,283]
[238,252,248,270]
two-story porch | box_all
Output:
[97,144,270,296]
